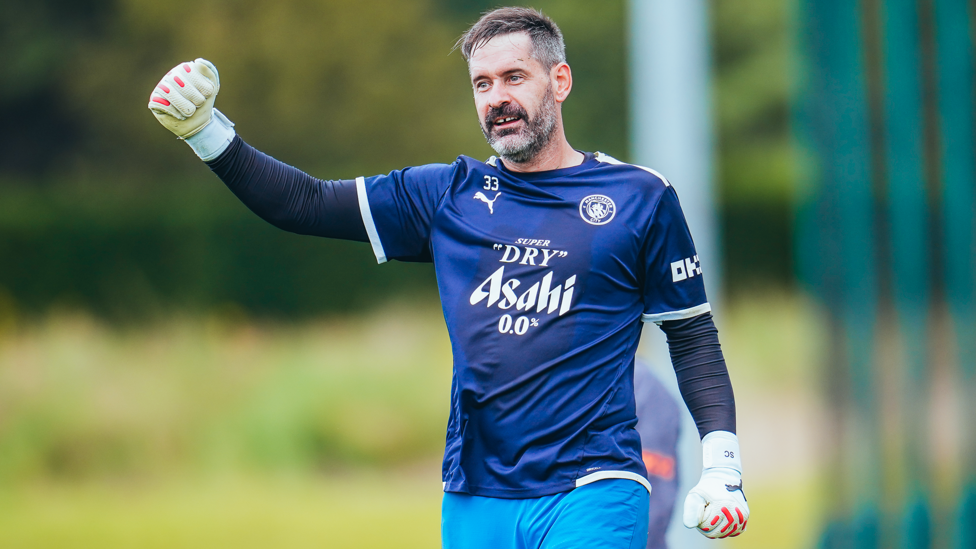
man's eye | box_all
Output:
[510,75,522,83]
[476,81,489,91]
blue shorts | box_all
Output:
[442,479,650,549]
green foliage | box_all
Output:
[5,0,494,180]
[0,0,638,318]
[710,0,795,292]
[0,0,796,316]
[712,0,793,205]
[0,182,438,319]
[0,0,634,180]
[0,306,452,482]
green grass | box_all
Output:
[0,473,443,548]
[0,472,822,549]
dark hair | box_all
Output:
[455,7,566,69]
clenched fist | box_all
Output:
[149,58,221,138]
[148,58,235,160]
[683,431,749,539]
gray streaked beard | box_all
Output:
[482,85,558,164]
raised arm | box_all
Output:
[147,58,367,242]
[206,137,367,241]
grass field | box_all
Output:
[0,292,827,548]
[0,474,443,548]
[0,472,823,549]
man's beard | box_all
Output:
[481,85,558,164]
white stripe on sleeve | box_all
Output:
[356,176,388,264]
[641,302,712,324]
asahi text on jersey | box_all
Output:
[469,242,576,321]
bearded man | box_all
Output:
[148,7,748,548]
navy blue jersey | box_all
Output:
[356,152,710,498]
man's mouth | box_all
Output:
[493,115,522,129]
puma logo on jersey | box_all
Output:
[474,192,501,214]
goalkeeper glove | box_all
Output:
[683,430,749,538]
[148,58,235,161]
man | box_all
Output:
[148,7,747,548]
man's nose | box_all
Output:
[487,84,512,109]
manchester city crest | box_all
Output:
[579,195,616,225]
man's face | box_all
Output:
[468,33,559,163]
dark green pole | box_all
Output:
[835,0,881,542]
[794,2,850,543]
[801,1,880,547]
[932,0,976,547]
[881,1,932,548]
[795,0,881,549]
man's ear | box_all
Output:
[552,62,572,103]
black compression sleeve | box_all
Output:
[659,312,736,438]
[205,135,368,242]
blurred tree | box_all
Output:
[0,0,629,181]
[0,0,115,177]
[0,0,795,318]
[710,0,794,292]
[63,0,492,181]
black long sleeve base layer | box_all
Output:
[660,312,736,438]
[207,135,368,241]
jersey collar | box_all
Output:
[490,152,598,181]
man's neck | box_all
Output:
[501,133,584,173]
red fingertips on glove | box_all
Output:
[722,508,747,538]
[720,507,735,533]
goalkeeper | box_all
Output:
[148,7,748,548]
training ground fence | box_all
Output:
[794,0,976,547]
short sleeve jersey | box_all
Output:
[356,152,709,498]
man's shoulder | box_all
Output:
[583,152,678,214]
[454,154,502,171]
[383,159,464,188]
[590,152,672,189]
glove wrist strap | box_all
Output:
[185,109,236,161]
[701,430,741,473]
